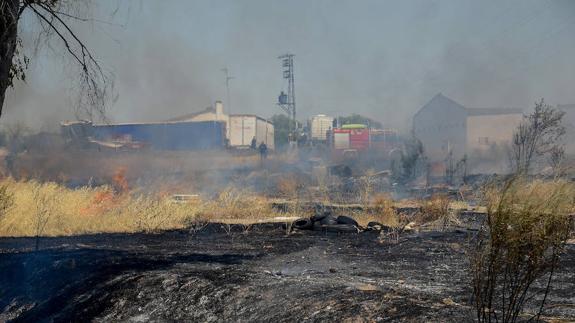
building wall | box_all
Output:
[559,106,575,155]
[413,99,468,161]
[177,102,230,137]
[466,114,522,153]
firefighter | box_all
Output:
[258,142,268,160]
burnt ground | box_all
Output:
[0,224,574,322]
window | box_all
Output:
[478,137,489,145]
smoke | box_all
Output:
[2,0,575,132]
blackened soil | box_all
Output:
[0,224,574,322]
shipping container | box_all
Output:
[310,114,334,141]
[229,115,274,150]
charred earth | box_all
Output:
[1,223,574,322]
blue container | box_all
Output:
[91,121,225,150]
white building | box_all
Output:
[413,94,523,162]
[558,104,575,155]
[168,101,274,150]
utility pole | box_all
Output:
[277,53,296,132]
[221,67,234,115]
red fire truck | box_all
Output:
[329,124,399,161]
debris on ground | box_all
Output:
[292,211,360,233]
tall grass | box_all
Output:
[0,179,201,237]
[0,180,299,237]
[201,186,275,220]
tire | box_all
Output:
[293,218,313,230]
[311,211,331,222]
[320,215,338,225]
[322,224,359,233]
[313,221,324,231]
[337,215,358,226]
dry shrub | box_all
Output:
[417,194,454,228]
[130,195,181,233]
[204,186,272,220]
[79,189,117,215]
[112,167,129,193]
[359,169,376,206]
[370,193,399,227]
[0,182,14,219]
[471,178,575,322]
[276,175,298,197]
[187,212,210,235]
[32,184,62,249]
[348,193,400,228]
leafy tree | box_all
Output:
[0,0,112,118]
[270,114,296,148]
[336,114,382,129]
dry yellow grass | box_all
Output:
[350,193,401,228]
[199,186,291,220]
[0,179,202,237]
[0,180,305,237]
[0,177,481,237]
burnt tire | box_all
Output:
[322,224,359,233]
[320,215,338,225]
[313,221,324,231]
[293,218,313,230]
[337,215,358,226]
[311,211,331,222]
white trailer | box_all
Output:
[310,114,334,141]
[229,115,274,150]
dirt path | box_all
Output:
[1,224,574,322]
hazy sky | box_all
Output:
[3,0,575,132]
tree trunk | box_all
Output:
[0,0,20,116]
